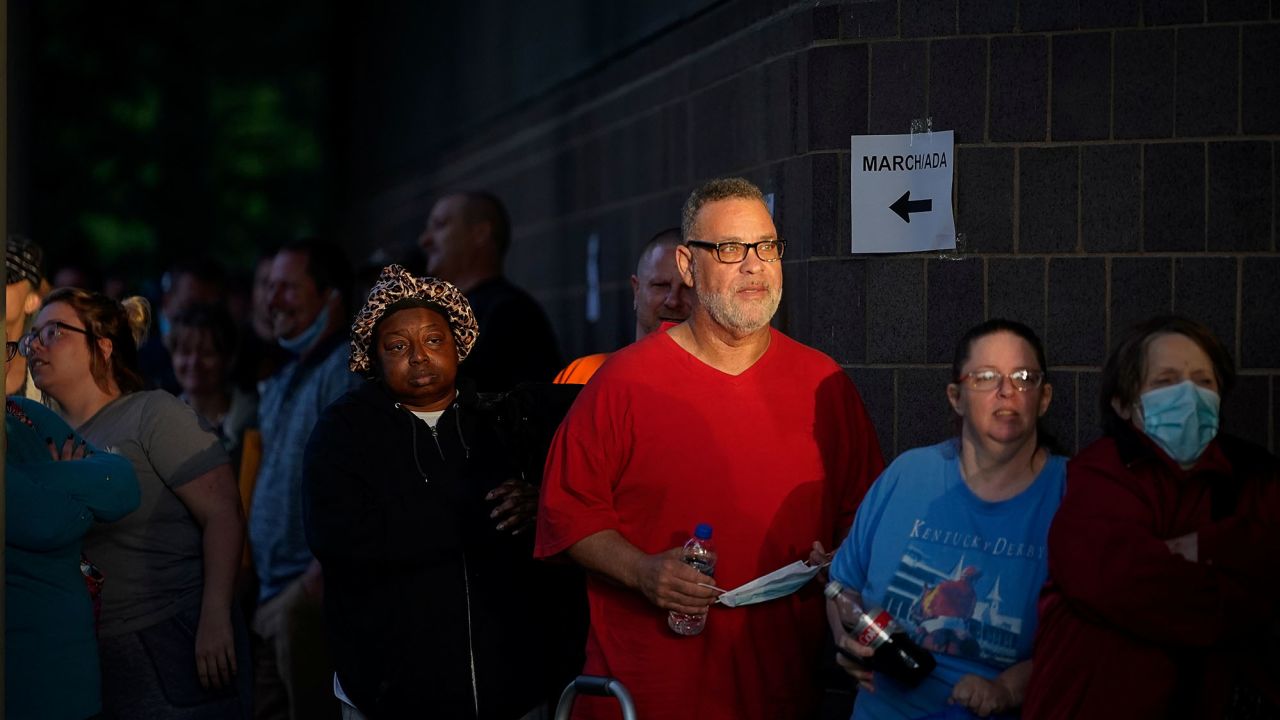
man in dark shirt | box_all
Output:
[418,191,561,391]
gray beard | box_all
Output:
[692,261,781,334]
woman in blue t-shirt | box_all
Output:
[827,319,1067,719]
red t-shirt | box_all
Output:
[535,328,884,720]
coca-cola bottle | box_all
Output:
[825,580,936,687]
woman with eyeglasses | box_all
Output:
[824,319,1065,719]
[1024,316,1280,718]
[22,287,250,718]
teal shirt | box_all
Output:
[5,397,140,720]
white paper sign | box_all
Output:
[850,131,956,253]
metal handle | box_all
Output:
[553,675,638,720]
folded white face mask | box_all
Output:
[715,560,826,608]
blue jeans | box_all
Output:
[99,601,253,719]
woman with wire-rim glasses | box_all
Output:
[823,319,1066,719]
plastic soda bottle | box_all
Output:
[825,580,936,686]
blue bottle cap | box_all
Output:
[694,523,713,539]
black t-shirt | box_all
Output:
[461,276,562,392]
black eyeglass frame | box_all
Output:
[954,368,1045,393]
[685,239,786,263]
[18,321,91,358]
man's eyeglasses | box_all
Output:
[686,239,785,264]
[6,341,17,362]
[955,368,1045,392]
[18,321,90,358]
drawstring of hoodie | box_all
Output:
[394,398,470,480]
[395,402,432,482]
[454,400,470,459]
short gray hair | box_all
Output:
[680,177,765,242]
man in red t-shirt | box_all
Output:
[535,178,884,720]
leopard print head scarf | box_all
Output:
[349,264,479,374]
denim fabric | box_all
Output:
[250,576,338,720]
[250,338,359,603]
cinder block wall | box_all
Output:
[364,0,1279,459]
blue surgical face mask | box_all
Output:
[277,298,332,355]
[1138,380,1220,465]
[716,560,825,608]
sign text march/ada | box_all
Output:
[850,131,956,254]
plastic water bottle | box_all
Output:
[668,523,716,636]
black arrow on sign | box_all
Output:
[889,191,932,223]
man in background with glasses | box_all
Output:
[6,235,49,403]
[536,177,885,720]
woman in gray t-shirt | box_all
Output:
[22,287,249,718]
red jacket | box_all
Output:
[1025,428,1280,719]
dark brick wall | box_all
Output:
[360,0,1279,459]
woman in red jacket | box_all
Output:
[1025,316,1279,718]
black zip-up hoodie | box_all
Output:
[302,378,552,719]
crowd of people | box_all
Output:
[4,178,1278,720]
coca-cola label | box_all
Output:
[854,610,893,649]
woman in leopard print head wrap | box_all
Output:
[302,264,562,720]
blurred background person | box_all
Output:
[138,256,228,394]
[232,248,288,391]
[250,249,279,348]
[555,227,692,384]
[353,239,426,307]
[5,396,140,720]
[250,238,359,720]
[159,257,229,340]
[51,263,99,294]
[229,248,288,526]
[225,249,284,612]
[23,287,250,718]
[1026,315,1280,718]
[167,302,259,471]
[304,264,567,719]
[7,234,47,400]
[827,319,1065,719]
[417,191,561,391]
